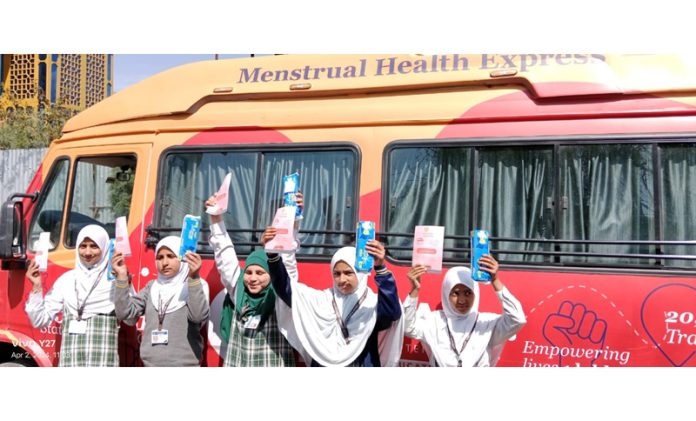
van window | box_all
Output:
[27,158,69,251]
[660,143,696,268]
[158,147,358,257]
[476,146,555,263]
[387,147,472,261]
[160,151,258,251]
[386,145,554,263]
[65,155,137,247]
[559,144,655,265]
[385,139,696,269]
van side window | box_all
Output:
[387,147,472,262]
[158,147,358,258]
[65,155,137,247]
[27,158,69,251]
[385,140,696,269]
[160,151,258,252]
[559,144,655,265]
[660,143,696,268]
[386,146,555,263]
[476,146,555,263]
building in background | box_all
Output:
[0,54,113,111]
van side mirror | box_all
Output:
[0,193,38,270]
[116,171,131,182]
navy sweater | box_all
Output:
[268,256,401,367]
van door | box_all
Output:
[25,141,151,365]
[33,142,152,287]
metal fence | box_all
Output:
[1,148,119,218]
[0,148,47,202]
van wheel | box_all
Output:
[0,360,32,367]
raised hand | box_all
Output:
[26,259,42,292]
[111,250,129,279]
[261,226,277,246]
[407,264,428,297]
[478,254,504,291]
[477,254,499,280]
[205,194,222,223]
[295,190,304,213]
[204,194,217,209]
[293,191,304,231]
[185,251,202,279]
[365,240,386,267]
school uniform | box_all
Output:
[270,247,404,367]
[25,225,121,367]
[403,266,526,367]
[209,221,296,367]
[113,236,210,367]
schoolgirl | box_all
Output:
[268,234,404,367]
[403,255,526,367]
[206,195,297,366]
[112,236,209,366]
[25,225,124,366]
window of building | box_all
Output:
[38,62,46,97]
[50,63,57,104]
[0,54,4,96]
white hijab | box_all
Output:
[418,266,502,367]
[286,247,379,366]
[64,225,115,320]
[150,236,191,314]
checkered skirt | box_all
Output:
[223,307,296,367]
[59,310,119,367]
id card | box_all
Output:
[68,319,88,335]
[151,329,169,345]
[243,315,261,330]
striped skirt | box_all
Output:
[223,312,296,367]
[59,311,119,367]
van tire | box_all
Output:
[0,360,33,367]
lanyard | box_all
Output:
[445,313,479,367]
[156,294,176,330]
[331,288,368,344]
[74,266,107,321]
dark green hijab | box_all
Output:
[220,250,276,343]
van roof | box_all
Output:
[63,54,696,133]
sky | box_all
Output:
[114,54,252,92]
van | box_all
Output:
[2,54,695,366]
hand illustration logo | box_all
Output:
[542,300,608,366]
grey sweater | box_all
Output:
[114,278,210,367]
